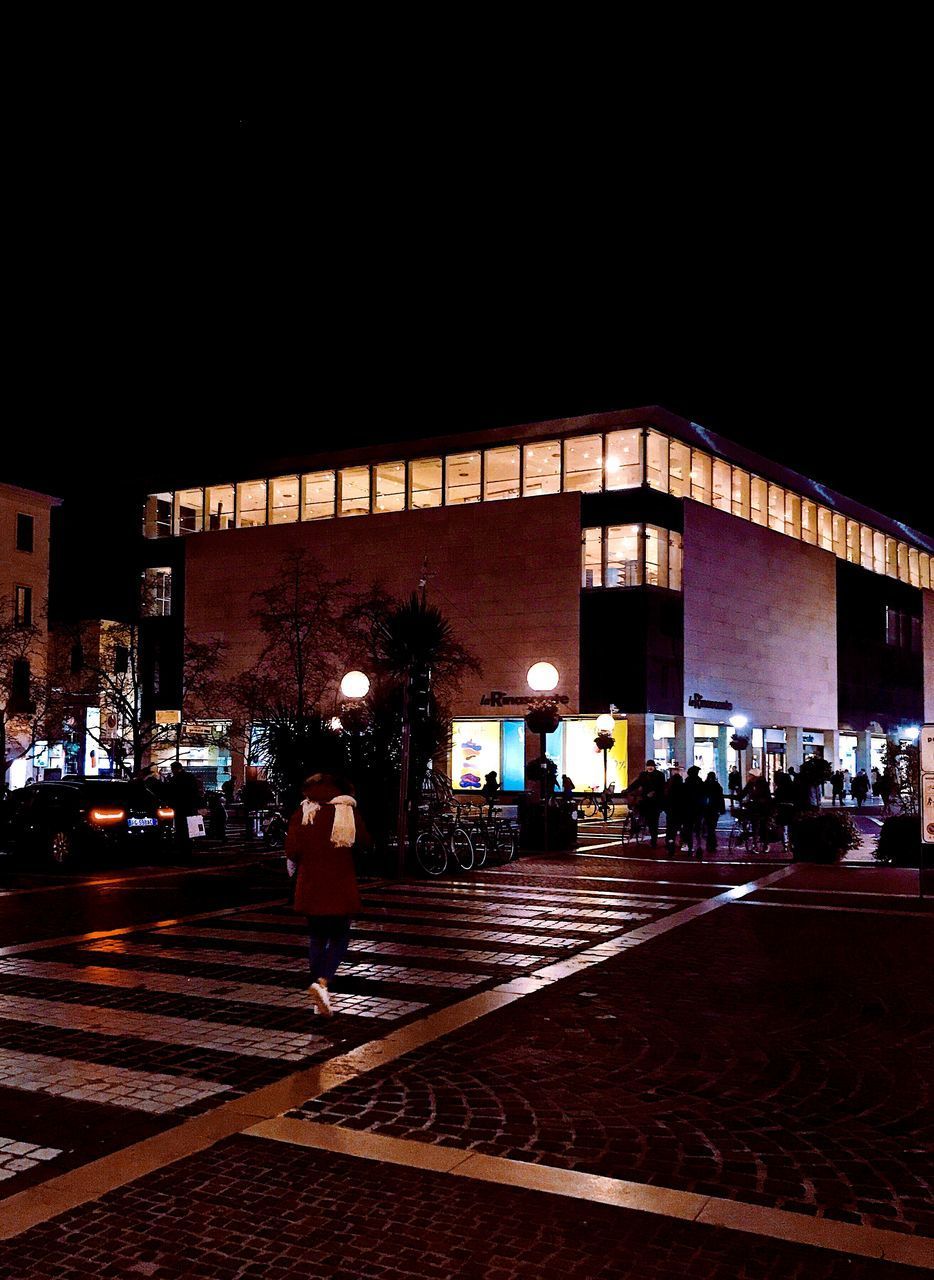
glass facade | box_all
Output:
[142,426,931,589]
[451,719,526,791]
[584,525,683,591]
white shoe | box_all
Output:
[308,982,332,1016]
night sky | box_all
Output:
[5,115,929,616]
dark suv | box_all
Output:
[0,780,175,868]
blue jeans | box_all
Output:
[307,915,351,983]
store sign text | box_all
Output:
[480,691,570,707]
[688,692,733,711]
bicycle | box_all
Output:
[463,805,518,867]
[618,804,646,844]
[580,783,617,822]
[413,806,476,876]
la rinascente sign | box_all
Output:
[688,692,733,711]
[480,691,571,707]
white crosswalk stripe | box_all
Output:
[0,1136,62,1180]
[82,939,489,988]
[0,958,427,1020]
[0,1047,231,1114]
[238,912,613,947]
[158,927,550,967]
[0,993,327,1062]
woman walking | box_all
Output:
[284,773,370,1017]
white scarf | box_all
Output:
[329,795,357,847]
[300,795,357,847]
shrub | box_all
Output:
[790,808,861,862]
[874,813,922,867]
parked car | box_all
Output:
[0,780,175,868]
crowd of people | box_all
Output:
[623,756,895,857]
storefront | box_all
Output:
[451,716,628,794]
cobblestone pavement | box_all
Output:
[291,899,934,1238]
[0,1136,926,1280]
[0,874,680,1199]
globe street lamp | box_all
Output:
[338,670,370,792]
[729,714,749,791]
[526,662,561,850]
[340,671,370,700]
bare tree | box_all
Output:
[0,595,46,788]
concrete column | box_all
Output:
[786,727,805,773]
[716,725,730,786]
[827,729,842,773]
[228,722,248,790]
[674,717,694,773]
[626,713,654,777]
[857,730,872,774]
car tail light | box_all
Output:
[157,807,175,820]
[90,808,126,825]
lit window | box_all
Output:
[270,476,299,524]
[785,492,801,539]
[237,480,267,528]
[605,525,642,588]
[141,568,172,617]
[860,525,873,571]
[144,493,174,538]
[832,513,846,559]
[302,471,336,521]
[712,459,731,512]
[885,537,898,577]
[668,440,690,498]
[523,441,560,496]
[873,530,886,575]
[768,484,785,533]
[897,542,910,582]
[205,485,235,531]
[921,553,931,590]
[605,429,642,490]
[484,446,520,501]
[581,528,602,588]
[908,547,920,587]
[14,585,32,627]
[646,431,668,491]
[669,530,683,591]
[563,435,602,493]
[338,466,370,516]
[446,452,481,505]
[451,719,526,792]
[373,462,406,514]
[750,477,767,526]
[409,458,442,509]
[645,525,669,587]
[690,451,712,505]
[175,488,204,534]
[818,507,834,552]
[846,520,860,565]
[801,500,817,545]
[731,469,750,520]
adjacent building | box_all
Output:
[138,407,934,794]
[0,483,61,787]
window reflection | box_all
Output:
[605,524,642,588]
[605,429,642,489]
[484,446,520,501]
[523,442,560,496]
[563,435,602,493]
[646,431,668,491]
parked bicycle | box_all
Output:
[413,806,476,876]
[579,782,617,821]
[461,804,518,867]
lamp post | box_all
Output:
[595,713,615,812]
[729,715,748,791]
[526,662,560,850]
[338,670,370,798]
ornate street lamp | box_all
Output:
[526,663,561,850]
[729,714,749,788]
[594,713,616,807]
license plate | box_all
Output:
[128,817,157,828]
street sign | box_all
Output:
[921,724,934,775]
[155,709,181,725]
[922,773,934,845]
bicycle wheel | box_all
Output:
[449,826,475,872]
[495,826,518,863]
[415,832,447,876]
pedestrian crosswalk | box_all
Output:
[0,876,679,1190]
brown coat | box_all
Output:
[284,784,368,918]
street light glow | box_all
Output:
[328,716,343,731]
[729,715,748,729]
[527,662,559,692]
[903,725,920,741]
[340,670,370,700]
[595,713,615,733]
